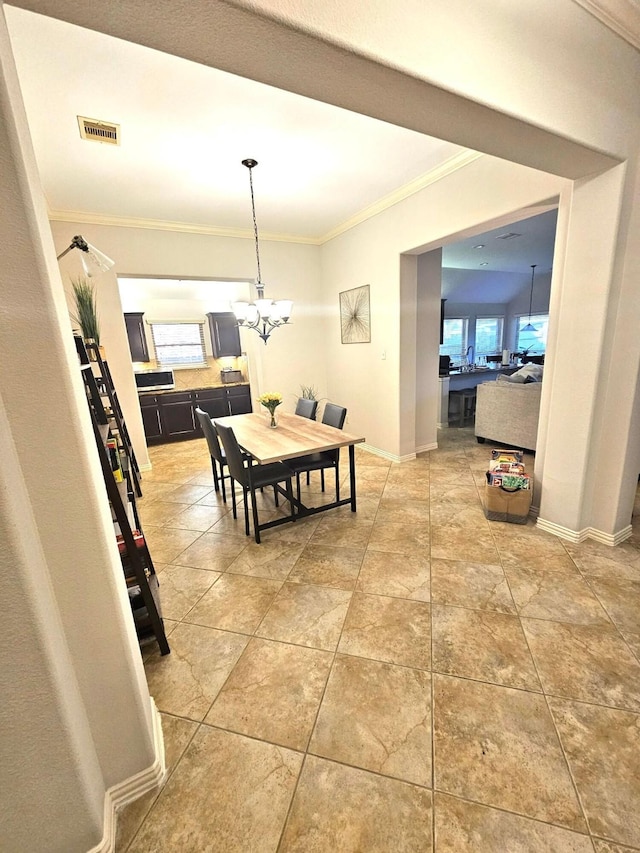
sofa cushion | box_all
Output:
[512,363,544,381]
[497,364,544,383]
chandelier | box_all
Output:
[231,158,293,344]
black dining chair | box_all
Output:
[195,407,232,501]
[287,402,347,503]
[214,421,296,544]
[295,397,318,420]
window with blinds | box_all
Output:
[516,313,549,354]
[150,322,207,368]
[440,317,469,362]
[475,317,504,358]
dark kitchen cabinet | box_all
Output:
[207,312,241,358]
[227,385,252,415]
[139,395,163,440]
[193,388,228,421]
[124,312,150,362]
[160,392,196,438]
[139,385,252,444]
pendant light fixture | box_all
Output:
[520,264,538,332]
[231,159,293,344]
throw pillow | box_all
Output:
[511,363,544,381]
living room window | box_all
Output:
[516,313,549,354]
[475,316,504,359]
[440,317,469,361]
[150,322,207,368]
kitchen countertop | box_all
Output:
[138,382,249,396]
[447,366,517,376]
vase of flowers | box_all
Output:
[258,392,282,428]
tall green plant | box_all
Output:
[70,276,100,345]
[300,384,319,400]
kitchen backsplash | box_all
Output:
[133,355,247,389]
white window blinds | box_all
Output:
[150,322,207,367]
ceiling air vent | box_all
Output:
[78,116,120,145]
[495,232,521,240]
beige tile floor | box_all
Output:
[116,428,640,852]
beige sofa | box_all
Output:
[475,380,542,452]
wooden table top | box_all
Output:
[213,412,365,464]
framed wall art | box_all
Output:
[339,284,371,344]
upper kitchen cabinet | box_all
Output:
[207,312,241,358]
[124,312,150,362]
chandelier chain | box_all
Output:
[247,165,262,287]
[234,157,292,343]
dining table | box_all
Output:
[212,411,366,532]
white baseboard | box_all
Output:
[536,517,633,546]
[361,443,437,462]
[360,444,413,463]
[88,699,165,853]
[416,442,438,455]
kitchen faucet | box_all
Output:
[465,345,474,369]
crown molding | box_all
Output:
[318,150,483,244]
[48,209,319,245]
[571,0,640,51]
[48,149,483,247]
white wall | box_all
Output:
[1,16,157,851]
[415,250,442,452]
[224,0,637,165]
[321,155,567,457]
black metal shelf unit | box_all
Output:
[76,337,142,497]
[75,336,169,655]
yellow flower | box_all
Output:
[258,392,282,413]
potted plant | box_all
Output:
[70,276,101,356]
[300,384,319,401]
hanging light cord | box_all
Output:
[246,162,263,289]
[528,264,536,321]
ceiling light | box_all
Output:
[56,235,115,277]
[495,232,521,240]
[473,244,485,249]
[479,262,489,266]
[520,264,538,332]
[231,159,293,345]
